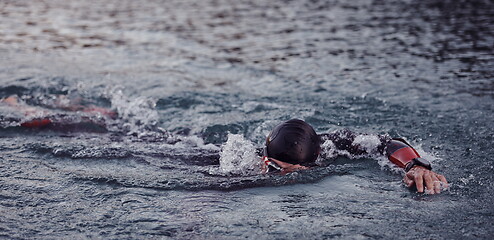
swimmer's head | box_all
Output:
[264,119,321,166]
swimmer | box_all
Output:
[0,95,117,131]
[2,96,448,194]
[262,119,449,194]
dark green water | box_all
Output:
[1,0,493,239]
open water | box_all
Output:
[1,0,493,239]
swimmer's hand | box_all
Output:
[404,166,448,194]
[1,96,20,106]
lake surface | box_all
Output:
[1,0,493,239]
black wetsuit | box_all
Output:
[319,129,391,157]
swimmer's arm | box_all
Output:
[320,130,448,194]
[318,129,390,156]
[386,138,448,194]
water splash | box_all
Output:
[108,88,175,142]
[0,103,28,128]
[218,133,261,175]
[319,133,384,160]
[320,132,401,173]
[352,134,382,154]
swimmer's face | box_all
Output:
[262,157,309,175]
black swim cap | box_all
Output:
[265,119,321,165]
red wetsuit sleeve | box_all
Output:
[385,138,420,169]
[21,118,52,128]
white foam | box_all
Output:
[173,135,220,151]
[352,134,381,154]
[218,134,262,176]
[320,139,338,159]
[109,88,161,138]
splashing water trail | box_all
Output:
[108,88,174,141]
[219,133,261,175]
[352,134,381,154]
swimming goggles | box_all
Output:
[263,147,282,173]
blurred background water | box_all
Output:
[0,0,493,239]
